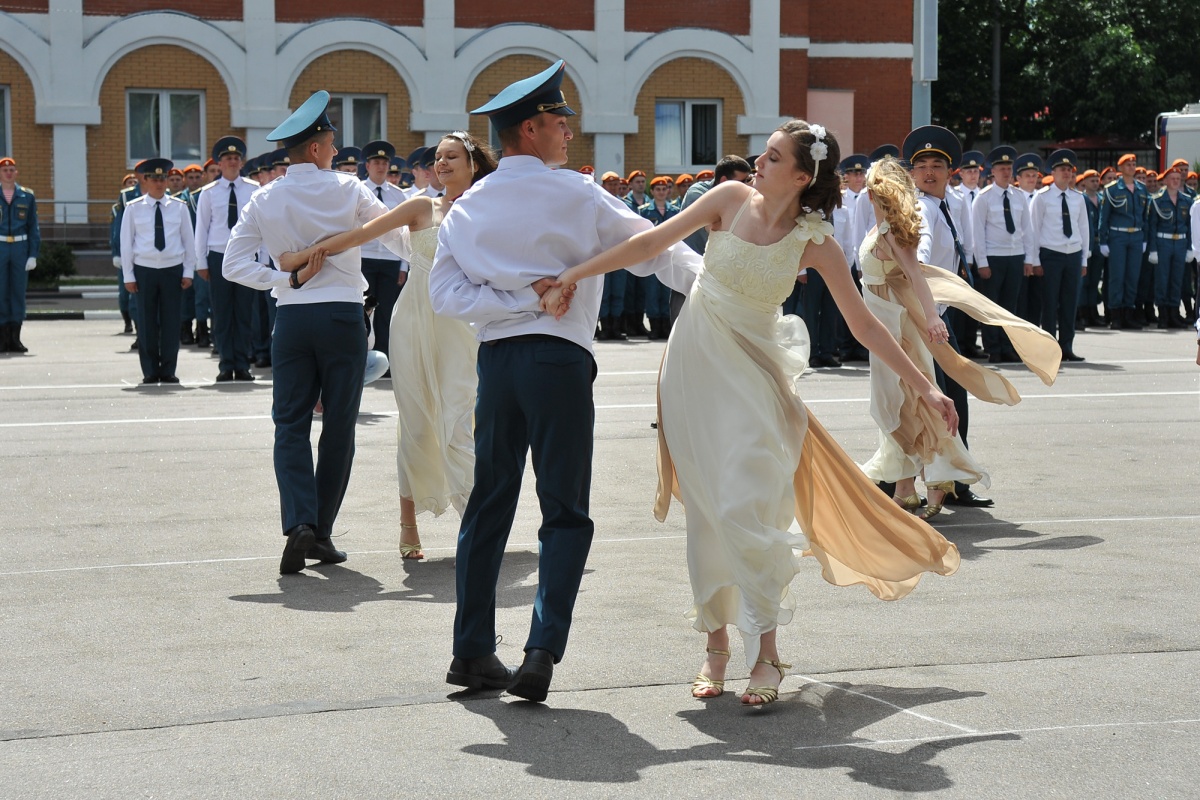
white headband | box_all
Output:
[809,124,828,180]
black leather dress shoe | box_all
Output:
[159,375,181,384]
[446,653,517,691]
[1062,351,1085,362]
[987,352,1004,364]
[141,375,160,385]
[508,649,555,703]
[233,369,255,381]
[216,371,234,382]
[810,355,841,368]
[308,537,347,564]
[944,489,994,508]
[280,524,315,574]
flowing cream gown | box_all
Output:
[655,197,960,668]
[858,224,1061,484]
[388,218,478,517]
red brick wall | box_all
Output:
[808,58,910,150]
[82,0,241,18]
[277,1,423,25]
[626,1,749,35]
[0,51,53,204]
[779,50,808,119]
[810,0,910,42]
[0,1,48,10]
[456,1,595,30]
[781,0,809,37]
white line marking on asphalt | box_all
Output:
[3,515,1194,577]
[793,674,979,733]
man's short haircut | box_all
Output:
[286,130,333,164]
[714,155,753,183]
[496,124,523,152]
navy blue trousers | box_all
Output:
[271,302,367,539]
[209,250,254,372]
[1106,231,1142,309]
[133,265,183,379]
[979,255,1024,356]
[0,240,30,324]
[361,257,401,356]
[802,270,840,359]
[454,336,596,663]
[1039,248,1082,350]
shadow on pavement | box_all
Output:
[227,551,551,612]
[938,513,1104,562]
[456,680,1015,790]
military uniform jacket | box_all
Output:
[1147,189,1192,249]
[1097,179,1149,243]
[360,179,407,263]
[0,184,41,253]
[111,184,142,256]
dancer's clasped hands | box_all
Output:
[538,278,577,320]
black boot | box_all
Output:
[648,318,664,340]
[10,323,28,353]
[1122,308,1142,330]
[0,323,11,352]
[121,310,133,334]
[1143,303,1156,326]
[627,312,650,338]
[195,320,211,348]
[1110,309,1123,330]
[597,316,612,341]
[1157,306,1170,330]
[180,321,195,345]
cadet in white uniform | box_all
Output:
[1029,149,1089,361]
[359,139,408,359]
[223,91,390,575]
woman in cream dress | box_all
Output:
[857,158,1061,519]
[542,121,961,706]
[280,132,498,557]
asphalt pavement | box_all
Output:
[1,318,1197,798]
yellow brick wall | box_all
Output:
[627,58,748,180]
[1,51,53,212]
[289,50,421,160]
[87,45,241,222]
[466,55,594,171]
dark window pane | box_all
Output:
[326,101,345,149]
[353,97,383,145]
[690,103,718,166]
[169,93,202,163]
[128,92,161,161]
[655,101,684,166]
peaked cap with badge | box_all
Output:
[470,59,576,131]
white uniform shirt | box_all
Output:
[972,183,1036,266]
[119,194,197,283]
[851,188,875,267]
[1191,195,1200,261]
[917,191,970,317]
[429,155,702,353]
[837,188,863,268]
[193,176,260,257]
[1029,186,1089,265]
[223,163,391,305]
[360,178,407,266]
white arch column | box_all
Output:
[741,0,787,156]
[588,0,634,173]
[45,0,94,221]
[241,0,286,153]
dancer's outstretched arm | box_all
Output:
[277,196,432,271]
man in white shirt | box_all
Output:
[1029,149,1089,361]
[1014,153,1045,324]
[430,60,701,703]
[119,158,196,384]
[359,139,408,359]
[194,136,261,381]
[223,91,390,575]
[972,146,1036,363]
[834,153,870,361]
[949,150,985,356]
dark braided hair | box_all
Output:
[778,119,843,219]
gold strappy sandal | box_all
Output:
[399,523,424,560]
[691,647,731,698]
[918,481,954,521]
[742,659,791,706]
[895,493,922,511]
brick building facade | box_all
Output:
[0,0,927,222]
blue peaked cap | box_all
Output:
[268,90,337,149]
[470,59,576,131]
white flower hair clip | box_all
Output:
[808,124,828,179]
[446,130,477,173]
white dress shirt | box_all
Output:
[1192,195,1200,261]
[1029,186,1089,265]
[429,155,702,353]
[851,189,875,269]
[223,163,391,305]
[971,183,1036,266]
[837,188,863,268]
[193,176,260,258]
[917,191,970,316]
[119,194,196,283]
[360,178,407,265]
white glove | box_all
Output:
[113,256,122,268]
[1189,250,1197,264]
[1100,244,1110,258]
[25,257,36,272]
[1142,242,1147,254]
[1148,251,1159,265]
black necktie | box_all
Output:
[376,186,383,201]
[1061,193,1072,237]
[436,192,444,198]
[227,183,238,229]
[969,189,976,203]
[1002,189,1015,234]
[154,201,166,251]
[939,199,970,279]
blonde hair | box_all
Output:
[865,156,921,250]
